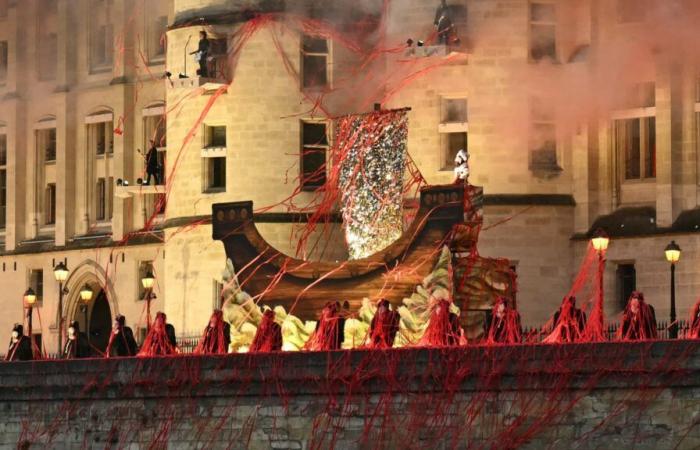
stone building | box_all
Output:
[1,0,698,353]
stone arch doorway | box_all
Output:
[88,290,112,353]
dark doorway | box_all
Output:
[89,291,112,354]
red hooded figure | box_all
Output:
[543,296,586,344]
[304,302,346,351]
[689,298,700,339]
[418,298,463,347]
[367,299,400,349]
[138,312,177,356]
[194,309,231,355]
[249,309,283,352]
[618,291,657,340]
[484,297,522,345]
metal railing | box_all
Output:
[522,319,692,342]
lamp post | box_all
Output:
[53,262,69,355]
[665,240,681,339]
[585,229,610,341]
[141,270,155,331]
[79,284,93,344]
[23,287,37,341]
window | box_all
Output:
[0,41,8,82]
[205,157,226,192]
[89,0,113,71]
[530,99,559,172]
[149,15,167,61]
[442,98,468,124]
[442,132,468,170]
[301,121,328,190]
[615,117,656,180]
[29,269,44,302]
[301,35,329,89]
[96,178,106,220]
[0,134,6,165]
[206,126,226,148]
[45,184,56,225]
[616,263,636,311]
[138,261,154,299]
[89,121,113,155]
[529,2,556,62]
[617,0,646,23]
[41,129,57,162]
[144,114,167,183]
[0,162,6,230]
[439,97,469,169]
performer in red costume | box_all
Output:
[689,298,700,339]
[418,296,463,347]
[618,291,657,340]
[194,309,231,354]
[249,309,283,352]
[138,312,178,356]
[484,296,522,345]
[304,302,346,351]
[543,296,586,344]
[367,299,400,349]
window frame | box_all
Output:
[528,1,557,63]
[301,34,331,90]
[300,120,329,191]
[204,156,227,193]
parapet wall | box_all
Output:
[2,342,700,449]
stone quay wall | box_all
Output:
[1,342,700,449]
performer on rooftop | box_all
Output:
[304,301,346,351]
[63,321,90,359]
[418,292,463,346]
[249,308,283,353]
[138,312,177,356]
[367,299,400,349]
[194,309,231,354]
[484,296,522,345]
[618,291,657,340]
[106,315,138,357]
[5,323,33,361]
[543,296,586,343]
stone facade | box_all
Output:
[0,0,699,355]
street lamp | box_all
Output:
[141,270,156,331]
[79,284,93,344]
[53,262,69,355]
[584,229,610,341]
[24,288,37,357]
[665,240,681,339]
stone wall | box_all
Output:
[2,342,700,449]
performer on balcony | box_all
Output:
[367,299,400,349]
[618,291,657,340]
[418,293,463,346]
[453,149,469,184]
[194,309,231,354]
[304,301,346,351]
[190,30,210,78]
[434,0,458,45]
[63,321,90,359]
[249,309,283,353]
[689,298,700,339]
[143,140,161,186]
[106,315,138,357]
[543,296,586,343]
[138,312,177,356]
[5,324,33,361]
[484,296,522,344]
